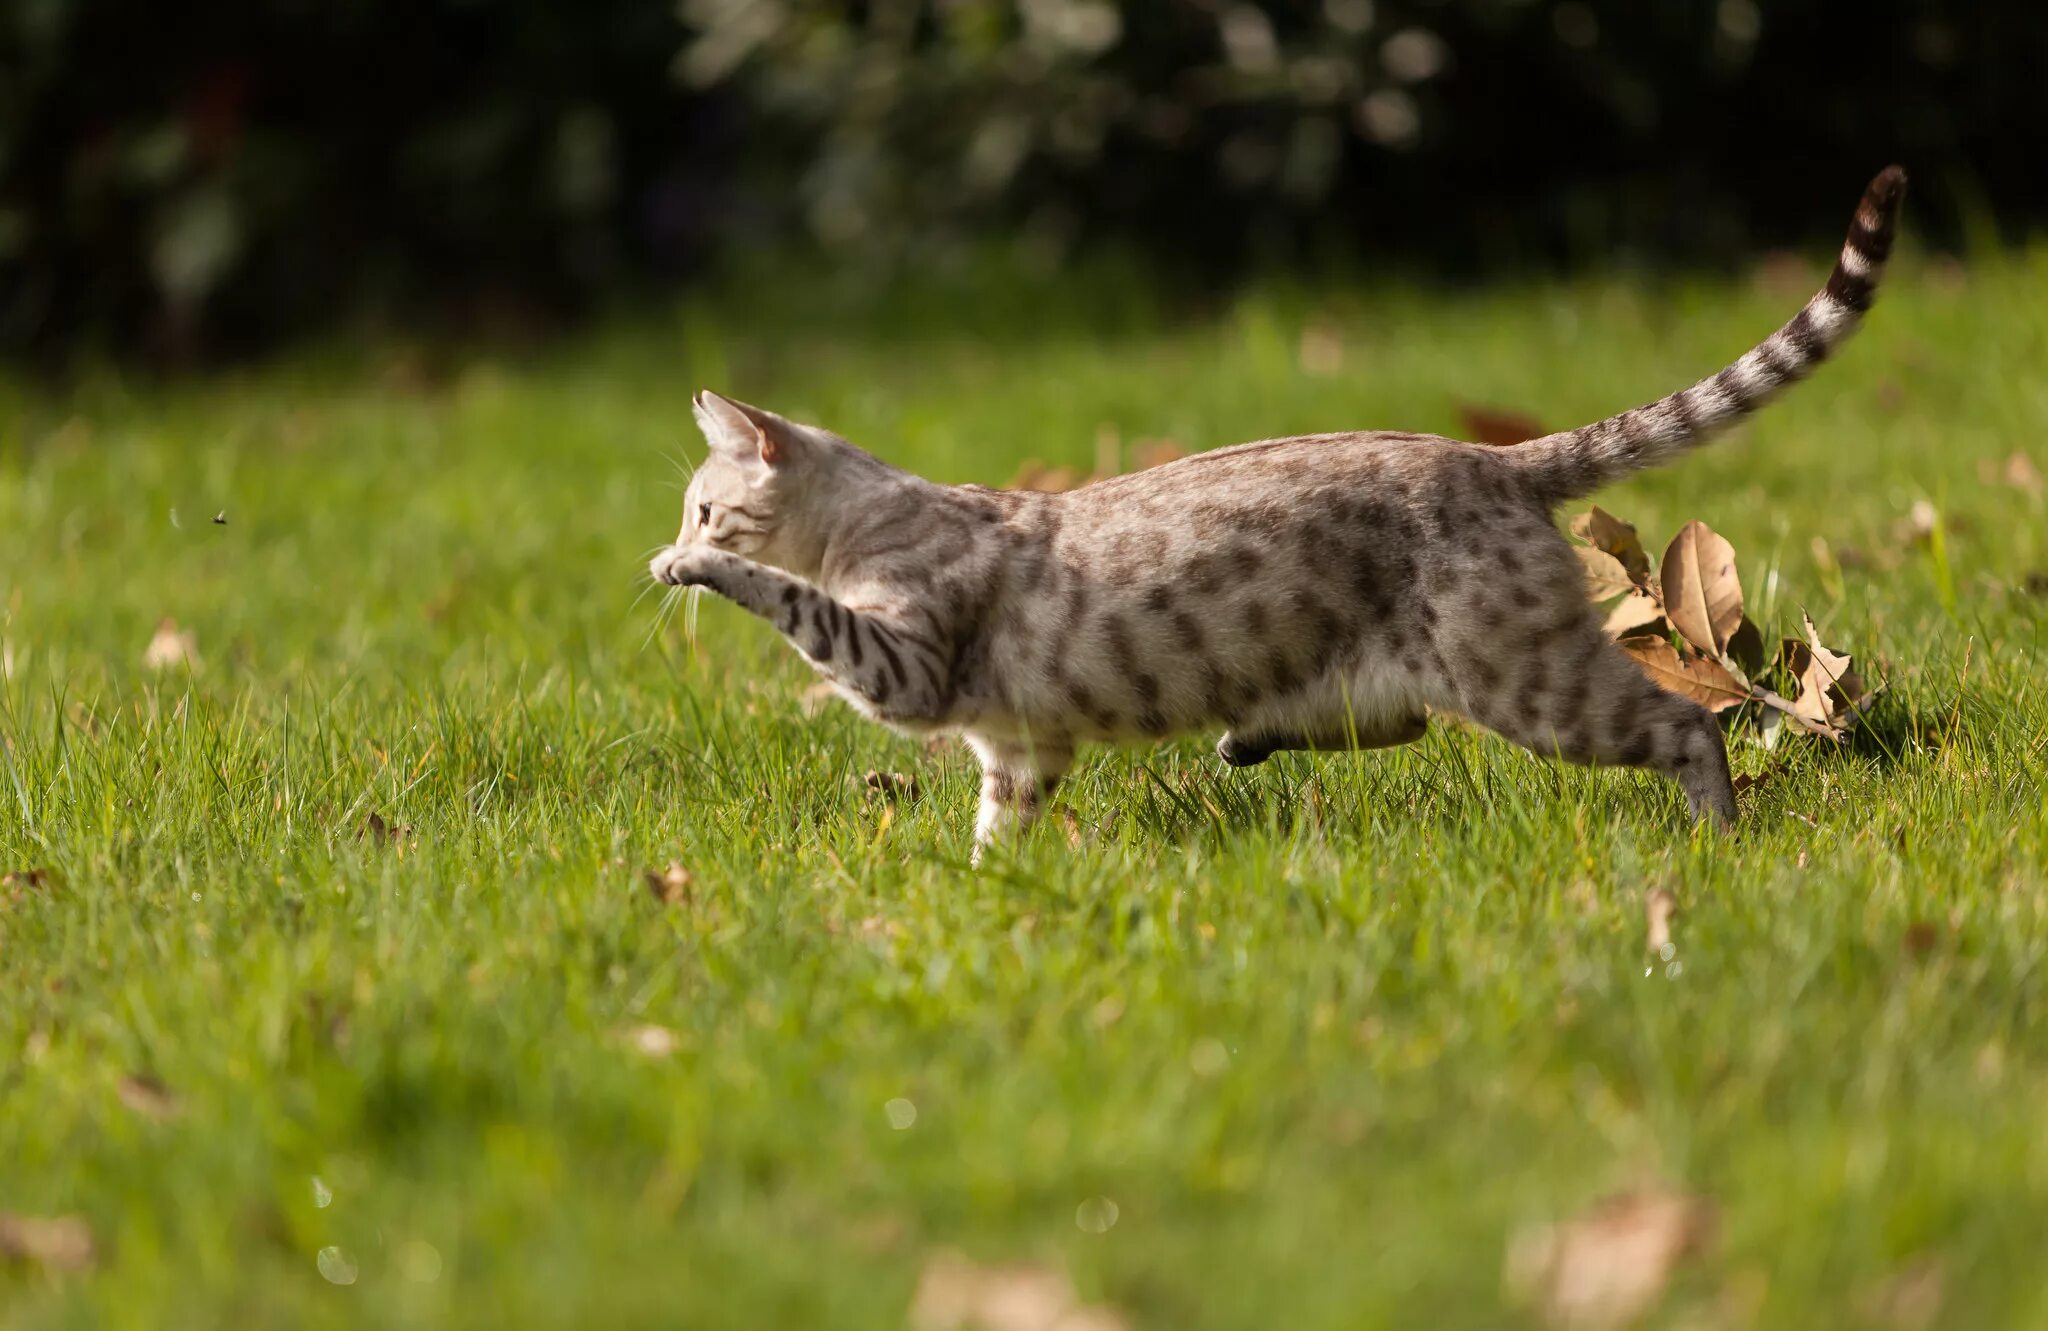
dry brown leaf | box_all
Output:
[1725,618,1766,680]
[1093,425,1121,478]
[1777,613,1877,734]
[359,812,412,846]
[643,862,692,906]
[1644,890,1676,954]
[1752,249,1817,299]
[1621,640,1750,714]
[864,770,922,803]
[1459,404,1548,447]
[1754,689,1844,742]
[1504,1190,1715,1331]
[1660,520,1744,658]
[116,1072,182,1122]
[1006,461,1080,493]
[143,618,198,671]
[1298,322,1344,376]
[908,1251,1127,1331]
[1859,1257,1946,1331]
[1129,439,1187,471]
[1575,547,1635,602]
[1602,593,1667,640]
[3,867,52,892]
[1569,508,1650,583]
[0,1212,96,1272]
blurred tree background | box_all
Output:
[2,0,2040,362]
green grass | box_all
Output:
[3,246,2047,1329]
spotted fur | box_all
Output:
[652,168,1906,859]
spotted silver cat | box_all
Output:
[652,167,1906,859]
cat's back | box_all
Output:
[1044,428,1521,546]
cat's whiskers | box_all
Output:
[639,584,683,653]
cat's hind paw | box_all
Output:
[1216,732,1278,767]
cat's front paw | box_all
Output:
[649,544,728,587]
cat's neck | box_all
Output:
[786,443,936,588]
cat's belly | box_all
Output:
[972,612,1437,749]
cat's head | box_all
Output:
[678,391,836,569]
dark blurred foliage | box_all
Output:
[3,0,2043,361]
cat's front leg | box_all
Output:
[649,545,951,722]
[963,734,1073,866]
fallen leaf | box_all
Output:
[358,812,412,846]
[1777,613,1878,734]
[799,681,840,717]
[116,1073,182,1122]
[0,1212,96,1272]
[1006,460,1080,493]
[1644,890,1676,954]
[1724,618,1766,680]
[909,1251,1128,1331]
[1752,249,1816,299]
[625,1024,680,1058]
[1460,404,1548,447]
[2004,451,2042,496]
[1298,322,1344,376]
[1903,921,1940,958]
[1570,508,1650,583]
[1754,688,1844,742]
[1603,592,1667,640]
[1504,1190,1715,1331]
[1620,639,1750,713]
[3,868,51,891]
[1092,424,1121,476]
[143,618,198,671]
[864,770,922,803]
[1859,1257,1946,1331]
[1575,547,1636,602]
[1129,439,1187,471]
[1660,520,1744,658]
[643,862,692,906]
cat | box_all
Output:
[652,167,1906,861]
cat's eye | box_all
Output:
[698,503,712,526]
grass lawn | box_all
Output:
[3,247,2047,1329]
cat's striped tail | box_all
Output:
[1508,166,1907,506]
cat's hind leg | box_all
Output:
[1458,616,1737,827]
[1217,711,1428,767]
[964,733,1074,864]
[1217,668,1431,766]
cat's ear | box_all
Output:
[694,390,798,469]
